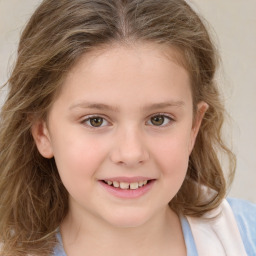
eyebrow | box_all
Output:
[142,101,185,111]
[69,100,185,112]
[69,102,119,112]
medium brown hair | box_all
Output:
[0,0,235,254]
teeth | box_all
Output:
[138,181,144,187]
[113,181,120,188]
[130,182,139,190]
[104,180,149,190]
[120,182,129,189]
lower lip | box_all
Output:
[99,180,155,199]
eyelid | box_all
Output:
[79,113,175,128]
[81,114,111,128]
[146,113,175,127]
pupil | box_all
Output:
[152,116,164,126]
[90,117,103,127]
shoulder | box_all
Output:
[227,197,256,225]
[53,243,66,256]
[227,197,256,254]
[52,232,67,256]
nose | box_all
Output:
[109,127,149,167]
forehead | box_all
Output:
[55,42,192,110]
[70,42,188,77]
[67,42,188,82]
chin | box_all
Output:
[102,208,153,228]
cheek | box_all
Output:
[151,132,191,176]
[51,134,111,204]
[151,134,191,201]
[51,132,108,183]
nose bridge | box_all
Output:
[110,124,149,166]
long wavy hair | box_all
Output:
[0,0,235,255]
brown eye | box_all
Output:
[89,117,104,127]
[147,114,173,127]
[82,116,109,128]
[150,115,165,126]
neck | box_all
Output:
[60,206,186,256]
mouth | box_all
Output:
[99,178,155,199]
[102,179,151,190]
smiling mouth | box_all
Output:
[102,180,151,190]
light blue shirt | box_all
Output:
[53,198,256,256]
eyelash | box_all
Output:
[146,113,174,127]
[81,115,110,128]
[81,113,175,128]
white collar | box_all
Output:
[186,199,247,255]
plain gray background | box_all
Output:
[0,0,255,203]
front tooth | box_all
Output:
[113,181,120,188]
[120,182,129,189]
[130,182,139,190]
[107,181,113,186]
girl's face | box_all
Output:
[33,43,207,227]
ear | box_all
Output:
[189,101,209,153]
[31,120,54,158]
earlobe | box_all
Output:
[189,101,209,153]
[31,120,54,158]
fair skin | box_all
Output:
[32,43,208,256]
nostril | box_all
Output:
[109,148,149,167]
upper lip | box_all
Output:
[100,176,154,183]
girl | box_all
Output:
[0,0,255,255]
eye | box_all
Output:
[147,114,173,127]
[82,116,109,128]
